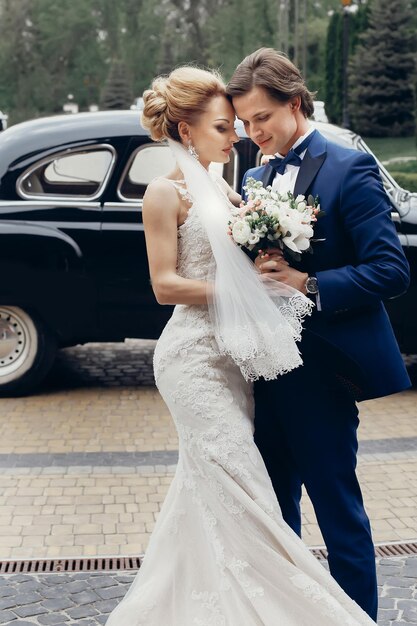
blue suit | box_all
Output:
[244,130,411,621]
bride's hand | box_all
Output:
[255,248,287,272]
[256,249,308,293]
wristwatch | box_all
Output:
[305,276,319,295]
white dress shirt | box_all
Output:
[271,126,314,195]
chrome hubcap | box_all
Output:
[0,306,32,384]
[0,309,26,369]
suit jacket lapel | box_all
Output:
[261,164,275,188]
[257,131,328,196]
[293,131,327,197]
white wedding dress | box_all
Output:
[106,179,375,626]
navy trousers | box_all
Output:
[254,335,378,622]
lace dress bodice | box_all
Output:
[177,203,216,281]
[153,178,218,381]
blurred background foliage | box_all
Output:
[0,0,416,147]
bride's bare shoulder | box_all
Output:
[143,177,181,212]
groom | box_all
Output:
[227,48,411,621]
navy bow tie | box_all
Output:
[268,130,316,175]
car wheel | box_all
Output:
[0,306,56,396]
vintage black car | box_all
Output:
[0,111,415,396]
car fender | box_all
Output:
[0,221,96,342]
[0,220,82,262]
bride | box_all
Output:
[106,67,376,625]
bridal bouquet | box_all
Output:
[229,177,323,262]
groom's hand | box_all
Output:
[256,249,308,294]
[254,248,285,269]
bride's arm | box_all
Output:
[212,172,241,207]
[224,183,241,207]
[142,180,213,306]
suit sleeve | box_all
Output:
[241,171,248,201]
[315,152,410,312]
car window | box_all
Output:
[17,145,115,200]
[215,147,239,191]
[118,144,176,200]
[118,143,240,201]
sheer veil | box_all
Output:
[168,139,313,381]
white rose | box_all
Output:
[278,212,296,235]
[282,221,314,253]
[296,201,306,212]
[248,233,260,245]
[232,220,251,245]
[252,211,259,220]
[268,206,287,223]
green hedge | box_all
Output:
[389,171,417,192]
[386,160,417,174]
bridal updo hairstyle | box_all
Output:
[141,66,226,142]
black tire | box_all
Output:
[0,306,57,397]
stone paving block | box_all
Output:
[378,597,396,609]
[41,588,66,600]
[0,595,17,610]
[377,608,400,621]
[71,591,100,606]
[377,565,403,576]
[86,576,120,590]
[398,599,417,622]
[61,580,88,595]
[385,576,416,588]
[95,585,128,601]
[14,603,48,618]
[38,615,70,625]
[114,575,135,584]
[91,598,118,614]
[40,597,75,611]
[0,610,17,623]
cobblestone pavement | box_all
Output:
[0,557,416,625]
[0,342,416,624]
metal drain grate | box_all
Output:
[374,542,417,558]
[1,542,417,574]
[0,556,141,574]
[311,541,417,561]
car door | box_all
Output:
[4,142,118,341]
[99,137,174,340]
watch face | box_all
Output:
[307,278,318,294]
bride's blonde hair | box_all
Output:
[141,66,226,142]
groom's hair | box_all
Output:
[227,48,315,118]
